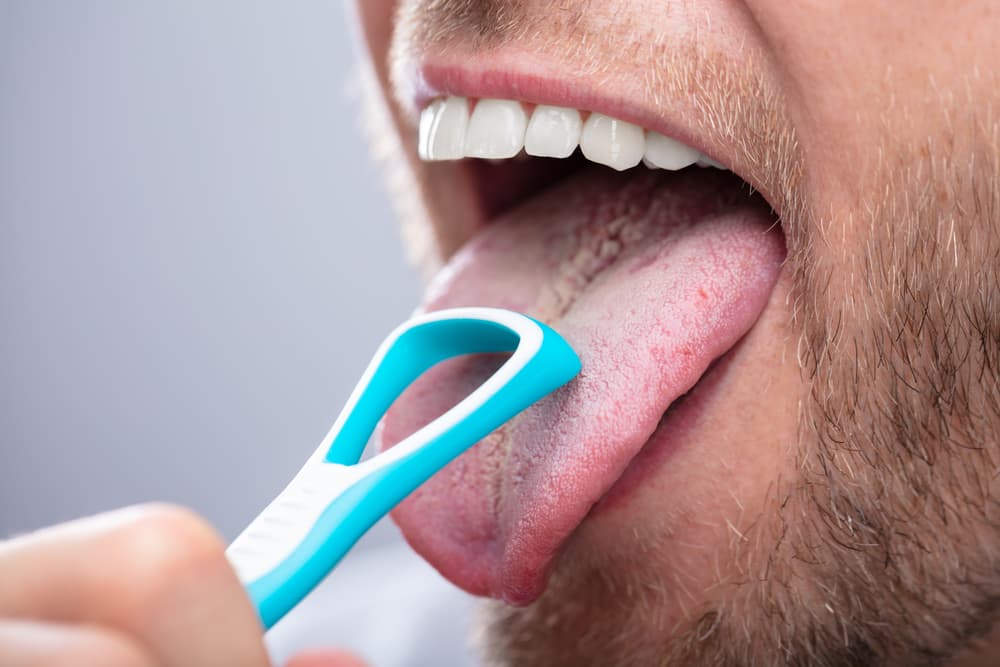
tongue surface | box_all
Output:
[380,168,784,604]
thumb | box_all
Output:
[285,648,370,667]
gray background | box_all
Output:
[1,3,477,664]
[0,1,418,537]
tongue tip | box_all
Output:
[416,547,550,607]
[392,509,554,605]
[446,570,546,607]
[390,508,517,600]
[435,571,545,607]
[497,548,556,606]
[498,580,547,607]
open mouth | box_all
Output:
[379,81,787,605]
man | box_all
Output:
[2,1,998,665]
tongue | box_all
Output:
[379,167,785,605]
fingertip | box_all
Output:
[0,619,156,667]
[286,648,370,667]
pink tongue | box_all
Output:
[380,168,784,604]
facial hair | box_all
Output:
[368,2,1000,664]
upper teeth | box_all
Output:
[418,96,726,172]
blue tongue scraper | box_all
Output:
[226,307,581,630]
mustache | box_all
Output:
[390,0,805,256]
[398,0,528,47]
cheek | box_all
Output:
[351,0,397,79]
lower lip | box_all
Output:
[587,338,744,516]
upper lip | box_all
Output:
[391,43,794,233]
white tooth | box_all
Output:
[464,99,527,159]
[696,154,726,169]
[580,113,645,171]
[643,131,700,170]
[426,96,469,161]
[417,99,443,160]
[524,105,582,158]
[642,156,661,170]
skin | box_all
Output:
[0,505,365,666]
[354,1,1000,665]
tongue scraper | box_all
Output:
[226,307,581,630]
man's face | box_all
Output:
[354,2,1000,664]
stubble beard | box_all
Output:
[472,86,1000,667]
[361,3,1000,663]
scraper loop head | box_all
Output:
[226,307,580,629]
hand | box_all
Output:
[0,504,367,667]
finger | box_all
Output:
[0,504,269,667]
[0,618,155,667]
[286,648,370,667]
